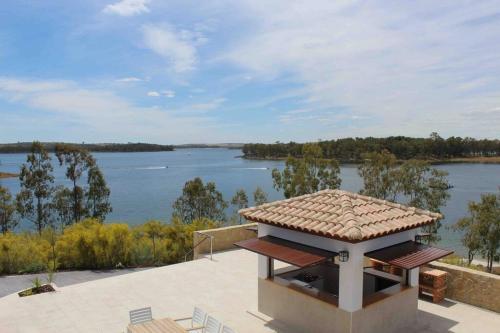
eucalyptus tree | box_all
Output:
[231,189,249,224]
[358,151,451,243]
[358,150,399,201]
[172,177,227,224]
[86,165,112,221]
[253,187,268,206]
[272,143,341,199]
[454,192,499,272]
[16,141,54,235]
[51,186,73,231]
[398,160,450,242]
[0,186,18,234]
[55,144,94,223]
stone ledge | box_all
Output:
[193,223,257,259]
[428,261,500,313]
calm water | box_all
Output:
[1,148,499,255]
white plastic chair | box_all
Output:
[222,325,237,333]
[175,307,207,331]
[129,307,152,325]
[203,316,221,333]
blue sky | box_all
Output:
[0,0,499,144]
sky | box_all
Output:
[0,0,499,144]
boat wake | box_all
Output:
[234,167,269,170]
[136,166,167,170]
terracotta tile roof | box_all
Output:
[239,189,442,242]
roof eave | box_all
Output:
[242,216,439,244]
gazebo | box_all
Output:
[235,189,453,333]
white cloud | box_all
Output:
[0,77,73,93]
[147,90,175,97]
[222,0,500,138]
[103,0,150,17]
[116,77,142,83]
[142,24,200,73]
[162,90,175,98]
[0,77,221,143]
[189,98,226,112]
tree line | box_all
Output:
[242,133,500,161]
[0,142,174,154]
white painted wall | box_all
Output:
[409,267,420,287]
[257,223,417,312]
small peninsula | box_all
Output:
[0,172,17,179]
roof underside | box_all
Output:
[234,236,337,268]
[239,190,442,242]
[365,241,454,270]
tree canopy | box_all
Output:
[0,186,18,234]
[358,151,451,243]
[16,141,54,234]
[272,143,341,198]
[253,187,268,206]
[243,133,500,161]
[86,165,112,221]
[231,189,249,224]
[55,144,94,223]
[454,192,500,272]
[172,177,228,223]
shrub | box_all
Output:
[0,233,50,274]
[0,217,220,275]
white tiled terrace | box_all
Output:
[0,249,498,333]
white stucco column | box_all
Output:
[409,267,419,287]
[338,248,364,312]
[258,255,273,278]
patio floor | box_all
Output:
[0,249,498,333]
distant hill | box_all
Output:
[0,142,175,153]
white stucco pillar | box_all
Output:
[258,255,269,278]
[409,267,419,287]
[257,224,271,279]
[338,248,364,312]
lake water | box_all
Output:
[1,148,499,255]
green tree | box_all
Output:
[358,151,451,243]
[231,189,249,224]
[0,186,18,234]
[172,177,228,223]
[272,143,341,198]
[455,193,499,272]
[86,165,112,221]
[253,187,268,206]
[55,144,94,223]
[398,160,451,243]
[453,214,482,265]
[16,142,54,235]
[358,150,399,201]
[51,186,73,231]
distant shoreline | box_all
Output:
[0,142,174,154]
[242,155,500,164]
[0,172,17,179]
[0,142,245,154]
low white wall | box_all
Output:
[259,278,418,333]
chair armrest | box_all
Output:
[185,325,205,331]
[174,317,192,322]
